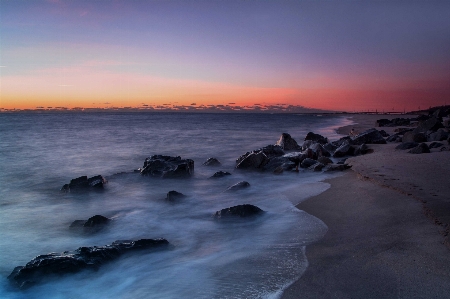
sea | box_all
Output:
[0,112,352,299]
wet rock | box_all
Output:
[8,239,169,289]
[276,133,301,150]
[309,162,325,172]
[214,204,264,219]
[386,134,402,143]
[210,171,232,178]
[203,158,221,166]
[323,143,338,154]
[331,136,353,147]
[395,142,419,150]
[236,151,268,169]
[354,143,369,155]
[300,158,317,168]
[304,132,328,144]
[226,181,250,191]
[408,143,430,154]
[61,175,107,192]
[140,155,194,178]
[402,131,427,143]
[262,156,296,172]
[166,190,186,201]
[333,143,354,157]
[317,156,333,165]
[84,215,110,227]
[351,128,386,145]
[309,143,331,157]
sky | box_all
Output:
[1,0,450,112]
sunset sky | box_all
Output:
[1,0,450,112]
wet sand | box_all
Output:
[281,114,450,298]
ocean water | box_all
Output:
[0,112,351,299]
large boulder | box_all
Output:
[214,204,264,219]
[408,143,430,154]
[309,143,331,157]
[333,143,354,157]
[61,175,107,192]
[427,128,449,142]
[236,145,284,170]
[8,239,169,289]
[304,132,328,144]
[351,128,386,145]
[386,134,402,143]
[317,156,333,165]
[165,190,186,201]
[429,142,444,149]
[276,133,301,150]
[300,158,317,168]
[140,155,194,178]
[395,142,419,150]
[262,156,296,172]
[413,117,444,134]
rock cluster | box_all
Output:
[140,155,194,178]
[61,175,107,192]
[8,239,169,289]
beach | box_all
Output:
[282,114,450,298]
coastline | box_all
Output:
[281,114,450,298]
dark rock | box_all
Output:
[402,131,427,143]
[375,118,410,127]
[308,162,325,171]
[203,158,221,166]
[408,143,430,154]
[8,239,169,288]
[351,128,386,145]
[84,215,110,227]
[210,171,232,178]
[354,143,369,155]
[427,128,449,142]
[140,155,194,178]
[324,164,352,171]
[309,143,331,157]
[413,117,444,133]
[236,151,268,169]
[386,134,402,143]
[395,142,419,150]
[61,175,107,192]
[300,158,317,168]
[331,136,353,147]
[379,130,389,137]
[226,181,250,191]
[304,132,328,144]
[262,156,296,172]
[276,133,301,150]
[336,159,347,164]
[429,142,444,149]
[166,190,186,201]
[333,143,354,157]
[300,140,313,151]
[317,156,333,165]
[394,128,412,134]
[414,114,430,122]
[214,204,264,219]
[375,119,391,127]
[323,143,338,154]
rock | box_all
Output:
[402,131,427,143]
[210,171,231,178]
[140,155,194,178]
[408,143,430,154]
[375,118,410,127]
[354,143,369,155]
[276,133,301,150]
[413,117,444,134]
[395,142,419,150]
[375,119,391,127]
[84,215,110,227]
[336,159,347,164]
[300,158,317,168]
[308,162,325,171]
[262,156,296,172]
[324,164,352,171]
[351,128,386,145]
[333,143,354,157]
[427,128,449,142]
[386,134,402,143]
[300,140,313,151]
[304,132,328,144]
[332,136,353,147]
[379,130,389,137]
[309,143,331,157]
[226,181,250,191]
[394,128,412,134]
[236,151,268,169]
[214,204,264,219]
[429,142,444,149]
[273,166,284,174]
[8,239,169,288]
[203,158,221,166]
[166,190,186,201]
[323,143,338,154]
[317,156,333,165]
[61,175,107,192]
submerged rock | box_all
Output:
[140,155,194,178]
[8,239,169,289]
[214,204,264,219]
[226,181,250,191]
[165,190,186,201]
[61,175,107,192]
[210,171,232,178]
[203,158,221,166]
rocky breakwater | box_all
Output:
[61,175,107,192]
[8,238,170,289]
[139,155,194,178]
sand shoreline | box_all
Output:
[281,114,450,298]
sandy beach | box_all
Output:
[282,114,450,298]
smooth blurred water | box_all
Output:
[0,112,351,299]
